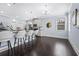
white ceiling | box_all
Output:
[0,3,71,20]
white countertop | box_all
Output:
[0,30,39,53]
[0,31,14,42]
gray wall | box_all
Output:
[69,3,79,55]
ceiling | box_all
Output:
[0,3,71,20]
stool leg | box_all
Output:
[23,37,27,54]
[25,34,27,46]
[25,34,27,41]
[14,38,17,55]
[9,41,13,56]
[18,38,20,55]
[23,37,26,48]
[28,36,30,46]
[30,36,32,47]
[7,41,10,56]
[22,38,25,55]
[20,38,22,55]
[7,41,13,56]
[32,35,33,47]
[0,42,1,47]
[0,42,1,51]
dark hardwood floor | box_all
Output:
[0,36,77,56]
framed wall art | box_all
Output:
[76,9,79,28]
[57,20,65,30]
[71,9,77,26]
[72,8,79,28]
[46,22,52,28]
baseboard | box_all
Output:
[36,35,68,40]
[37,35,68,39]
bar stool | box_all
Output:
[13,30,26,55]
[0,31,14,56]
[13,30,18,55]
[26,30,34,47]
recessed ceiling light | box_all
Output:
[12,19,16,22]
[7,3,11,7]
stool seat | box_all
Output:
[27,30,34,36]
[13,30,26,55]
[16,30,26,38]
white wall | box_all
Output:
[35,15,68,39]
[69,3,79,55]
